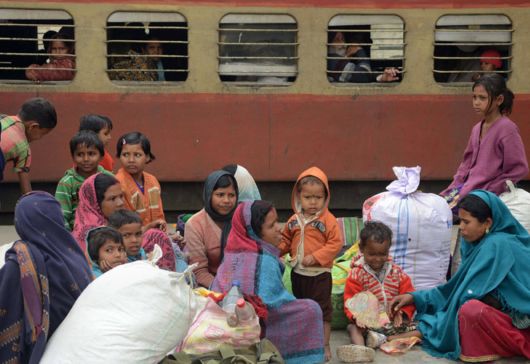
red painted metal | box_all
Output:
[2,92,529,182]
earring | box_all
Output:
[486,228,490,234]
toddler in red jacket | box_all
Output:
[340,221,416,360]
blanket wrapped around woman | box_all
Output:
[0,192,93,363]
[212,201,324,364]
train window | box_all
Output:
[218,14,298,86]
[106,12,188,83]
[0,9,75,83]
[434,15,512,83]
[327,15,405,85]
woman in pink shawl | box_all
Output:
[72,173,125,252]
[73,173,178,272]
[212,200,324,364]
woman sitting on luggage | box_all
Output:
[212,200,325,364]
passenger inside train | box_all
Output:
[25,31,76,81]
[327,29,400,83]
[143,34,166,81]
[106,20,188,82]
[471,49,503,81]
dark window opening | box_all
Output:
[106,12,188,83]
[0,9,75,83]
[327,15,405,85]
[433,15,512,83]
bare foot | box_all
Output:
[324,344,332,362]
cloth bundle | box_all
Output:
[363,166,453,290]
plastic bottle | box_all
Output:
[221,280,242,327]
[235,298,257,325]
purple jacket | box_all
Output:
[442,116,529,197]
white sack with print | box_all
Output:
[41,261,206,364]
[363,166,452,290]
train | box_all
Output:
[0,0,529,220]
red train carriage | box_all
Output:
[0,0,528,218]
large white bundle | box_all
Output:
[41,261,206,364]
[500,180,530,233]
[363,167,452,290]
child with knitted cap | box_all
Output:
[473,49,503,81]
[480,49,502,72]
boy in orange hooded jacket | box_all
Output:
[279,166,343,361]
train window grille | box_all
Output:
[106,12,188,83]
[327,15,405,85]
[0,9,75,83]
[433,14,513,84]
[218,14,298,86]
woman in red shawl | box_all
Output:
[212,200,325,364]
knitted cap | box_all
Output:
[480,49,502,69]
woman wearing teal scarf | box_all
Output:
[390,190,530,362]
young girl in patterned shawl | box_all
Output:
[72,173,125,252]
[0,192,93,363]
[184,170,239,288]
[390,190,530,362]
[212,200,325,364]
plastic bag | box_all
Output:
[331,244,359,329]
[380,337,421,354]
[344,291,390,329]
[177,297,261,355]
[500,180,530,232]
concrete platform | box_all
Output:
[328,329,529,363]
[0,225,528,363]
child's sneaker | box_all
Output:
[366,330,387,349]
[336,344,375,363]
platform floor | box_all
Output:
[0,225,528,363]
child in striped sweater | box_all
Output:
[342,221,416,357]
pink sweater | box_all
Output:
[442,116,528,197]
[183,209,222,288]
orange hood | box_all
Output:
[291,166,331,215]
